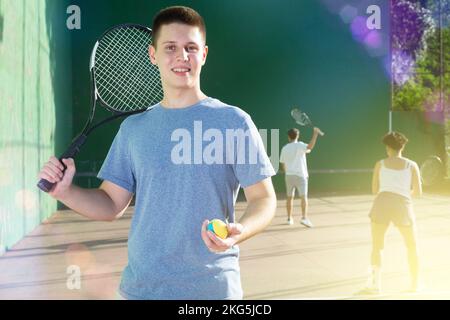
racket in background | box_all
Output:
[37,23,163,192]
[291,108,324,136]
[420,155,444,187]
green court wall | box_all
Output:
[1,0,448,253]
[69,0,394,194]
[69,0,447,194]
[0,0,72,253]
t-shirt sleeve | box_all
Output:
[97,125,136,193]
[299,142,308,151]
[230,114,276,188]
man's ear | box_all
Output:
[201,45,208,66]
[149,45,157,65]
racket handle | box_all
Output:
[37,134,88,193]
[312,127,325,136]
[37,179,57,193]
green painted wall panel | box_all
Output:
[1,0,448,254]
[0,0,71,254]
[0,0,26,253]
[68,0,392,193]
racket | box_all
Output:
[291,108,324,136]
[420,155,444,187]
[37,23,163,192]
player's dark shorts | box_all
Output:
[369,192,415,227]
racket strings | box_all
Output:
[97,28,160,109]
[100,29,154,98]
[97,32,146,104]
[291,109,312,126]
[96,31,145,107]
[97,29,158,110]
[94,26,163,112]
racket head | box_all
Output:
[291,108,312,126]
[420,156,444,187]
[91,23,163,114]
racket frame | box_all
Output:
[37,24,156,192]
[290,108,324,136]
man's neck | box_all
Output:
[161,87,208,109]
[388,151,402,158]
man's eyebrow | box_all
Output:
[161,41,200,45]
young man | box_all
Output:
[38,6,276,300]
[279,127,322,227]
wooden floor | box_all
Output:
[1,193,450,300]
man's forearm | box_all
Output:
[57,185,121,221]
[236,196,277,244]
[307,133,319,150]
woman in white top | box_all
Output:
[363,131,422,294]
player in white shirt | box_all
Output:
[279,127,323,227]
[360,131,422,295]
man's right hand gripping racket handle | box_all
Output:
[37,134,87,193]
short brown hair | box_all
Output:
[151,6,206,48]
[288,128,299,140]
[382,131,408,150]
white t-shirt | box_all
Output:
[280,141,309,178]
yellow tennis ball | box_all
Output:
[207,219,229,239]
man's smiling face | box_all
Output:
[149,23,208,91]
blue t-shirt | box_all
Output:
[97,97,275,299]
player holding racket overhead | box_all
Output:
[38,6,276,300]
[280,127,323,227]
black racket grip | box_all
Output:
[37,134,87,193]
